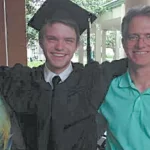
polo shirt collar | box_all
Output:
[119,70,135,89]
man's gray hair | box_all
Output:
[121,5,150,39]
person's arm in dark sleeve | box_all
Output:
[84,58,128,149]
[0,64,37,113]
[84,58,128,111]
[101,58,128,80]
[98,58,128,106]
[0,66,10,87]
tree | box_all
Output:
[72,0,108,15]
[25,0,45,50]
[26,0,37,50]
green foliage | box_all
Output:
[28,60,45,68]
[106,31,116,49]
[26,0,48,51]
[25,0,40,50]
[72,0,102,15]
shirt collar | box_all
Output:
[119,70,150,94]
[44,63,73,86]
[119,70,135,88]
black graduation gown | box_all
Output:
[0,59,127,150]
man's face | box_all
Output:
[40,22,78,74]
[123,16,150,67]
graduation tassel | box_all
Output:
[87,13,92,64]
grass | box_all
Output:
[27,61,45,68]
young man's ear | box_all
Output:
[39,39,43,49]
[76,40,80,48]
[74,40,80,53]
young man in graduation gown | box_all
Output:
[0,0,127,149]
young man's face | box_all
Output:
[123,16,150,67]
[40,22,78,74]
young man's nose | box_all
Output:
[55,40,64,50]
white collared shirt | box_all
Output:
[44,63,73,87]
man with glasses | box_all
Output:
[99,5,150,150]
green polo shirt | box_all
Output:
[99,71,150,150]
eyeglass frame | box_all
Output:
[125,33,150,46]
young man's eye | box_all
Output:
[48,38,56,41]
[46,36,57,41]
[65,39,75,44]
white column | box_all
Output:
[90,22,96,61]
[95,19,102,63]
[114,30,120,60]
[120,3,126,58]
[78,40,84,64]
[101,30,106,62]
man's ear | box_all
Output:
[122,38,126,49]
[122,38,128,57]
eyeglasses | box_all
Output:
[126,33,150,46]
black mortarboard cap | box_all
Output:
[28,0,97,63]
[28,0,97,35]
